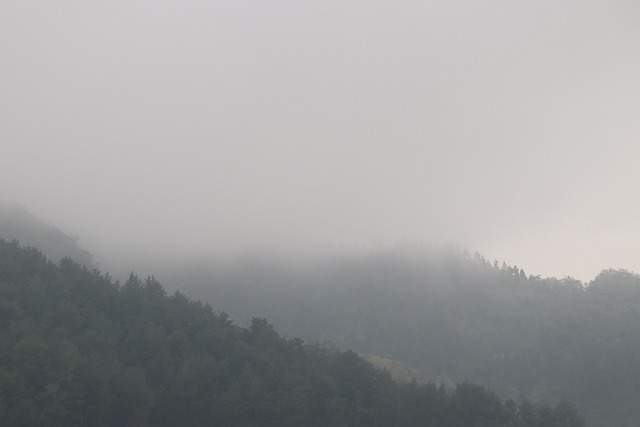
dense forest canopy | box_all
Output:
[0,239,585,426]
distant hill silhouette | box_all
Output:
[176,244,640,427]
[0,201,94,267]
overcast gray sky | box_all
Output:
[2,0,639,280]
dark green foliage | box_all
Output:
[0,240,583,426]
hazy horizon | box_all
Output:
[2,1,640,282]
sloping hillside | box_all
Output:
[0,239,583,427]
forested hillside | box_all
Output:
[0,240,584,426]
[173,245,640,427]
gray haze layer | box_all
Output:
[2,1,639,281]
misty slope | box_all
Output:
[0,239,586,427]
[0,202,94,267]
[174,245,640,427]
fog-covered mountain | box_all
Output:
[3,207,636,425]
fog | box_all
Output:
[2,0,639,281]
